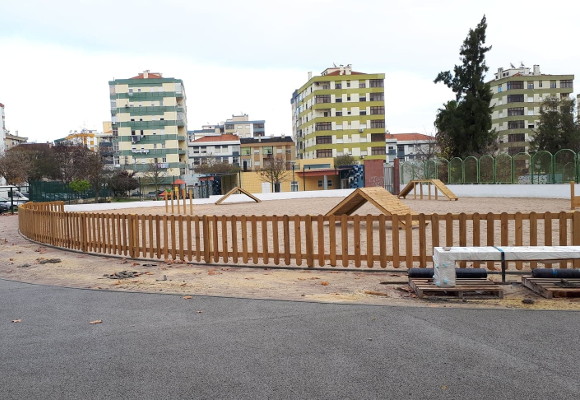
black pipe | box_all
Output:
[408,268,488,279]
[532,269,580,279]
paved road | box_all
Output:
[1,279,578,400]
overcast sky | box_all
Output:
[1,0,578,143]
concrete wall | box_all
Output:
[364,159,384,187]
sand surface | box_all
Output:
[1,196,579,310]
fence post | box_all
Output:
[573,212,580,269]
[80,214,88,253]
[128,214,136,258]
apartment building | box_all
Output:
[109,71,188,181]
[189,134,240,169]
[291,65,386,161]
[240,136,295,171]
[188,114,266,142]
[488,64,574,154]
[385,133,437,162]
[54,129,99,151]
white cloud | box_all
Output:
[1,0,579,142]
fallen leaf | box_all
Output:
[320,281,330,286]
[11,319,22,323]
[89,320,103,324]
[364,290,389,297]
[183,296,193,300]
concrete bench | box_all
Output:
[433,246,580,285]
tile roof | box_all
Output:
[130,72,163,79]
[386,133,436,141]
[192,134,240,143]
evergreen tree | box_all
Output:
[434,16,496,158]
[530,97,580,153]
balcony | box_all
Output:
[131,149,150,154]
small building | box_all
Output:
[240,136,295,172]
[385,133,437,162]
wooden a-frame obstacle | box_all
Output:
[398,179,458,201]
[215,186,262,205]
[325,187,420,227]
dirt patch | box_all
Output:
[2,196,580,310]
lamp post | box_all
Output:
[290,161,298,191]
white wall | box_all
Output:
[435,184,573,199]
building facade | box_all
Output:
[385,133,437,162]
[240,136,295,172]
[189,134,241,169]
[54,129,99,151]
[188,114,266,143]
[291,65,386,161]
[109,71,188,181]
[488,64,574,154]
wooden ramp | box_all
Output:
[325,187,419,227]
[398,179,458,201]
[215,187,261,205]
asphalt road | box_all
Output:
[1,279,578,400]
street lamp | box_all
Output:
[290,161,298,192]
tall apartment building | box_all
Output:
[488,64,574,154]
[109,71,188,181]
[291,65,386,160]
[0,103,7,155]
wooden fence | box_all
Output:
[18,202,580,271]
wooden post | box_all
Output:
[164,192,168,213]
[189,189,193,215]
[176,187,180,214]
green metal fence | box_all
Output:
[400,150,580,184]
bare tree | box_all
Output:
[142,162,167,198]
[257,156,290,191]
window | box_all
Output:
[315,122,332,131]
[262,146,273,155]
[316,149,333,158]
[370,120,385,129]
[359,81,366,88]
[507,81,524,90]
[497,85,502,93]
[508,146,525,155]
[335,98,343,103]
[360,111,367,115]
[315,95,331,104]
[346,96,351,101]
[369,79,383,88]
[527,82,534,89]
[539,80,543,88]
[561,80,573,89]
[316,136,332,144]
[359,96,366,102]
[335,83,342,89]
[318,179,333,187]
[508,133,525,142]
[371,147,386,155]
[370,106,385,115]
[369,92,384,101]
[550,80,557,88]
[507,120,525,129]
[346,82,351,88]
[507,107,524,116]
[336,111,342,116]
[371,133,384,142]
[507,94,524,103]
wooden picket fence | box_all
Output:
[18,202,580,270]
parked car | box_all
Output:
[0,196,16,213]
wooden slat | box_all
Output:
[366,215,374,268]
[341,215,348,267]
[329,215,337,267]
[317,215,325,267]
[294,216,303,266]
